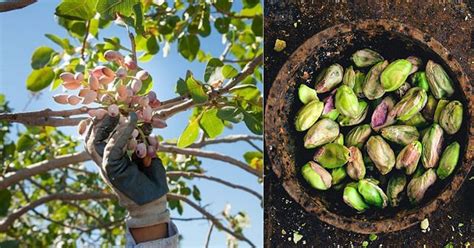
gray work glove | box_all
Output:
[84,112,170,228]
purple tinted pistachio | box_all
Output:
[321,89,340,120]
[301,161,332,190]
[407,168,437,204]
[396,141,422,175]
[371,96,396,131]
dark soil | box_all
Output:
[264,1,473,247]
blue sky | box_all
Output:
[0,1,263,247]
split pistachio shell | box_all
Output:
[343,183,369,212]
[347,146,366,180]
[421,95,438,121]
[321,90,340,120]
[315,64,344,93]
[396,141,422,175]
[425,60,454,99]
[439,100,463,135]
[433,99,449,123]
[343,66,356,88]
[371,96,396,131]
[401,112,428,129]
[304,118,340,148]
[366,136,395,175]
[313,143,350,169]
[358,179,388,208]
[380,125,419,146]
[381,59,413,92]
[345,124,371,149]
[363,60,388,100]
[421,124,444,168]
[353,71,366,98]
[336,85,360,118]
[333,133,344,145]
[298,84,318,104]
[351,49,384,67]
[387,172,407,207]
[338,101,368,127]
[301,162,332,190]
[411,71,429,91]
[331,167,347,185]
[407,168,437,204]
[388,87,427,122]
[406,56,422,75]
[437,142,460,180]
[295,100,324,131]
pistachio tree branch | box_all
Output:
[204,222,214,248]
[0,0,36,12]
[0,151,90,190]
[159,144,262,178]
[162,134,263,148]
[167,171,262,200]
[81,20,91,60]
[167,193,256,248]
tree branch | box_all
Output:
[167,171,262,201]
[81,20,91,61]
[204,222,214,248]
[0,151,90,190]
[159,145,262,178]
[167,193,256,248]
[162,134,262,148]
[0,0,36,12]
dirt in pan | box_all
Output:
[264,1,473,247]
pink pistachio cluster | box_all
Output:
[55,50,166,166]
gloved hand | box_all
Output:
[84,112,170,229]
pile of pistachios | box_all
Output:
[296,48,463,211]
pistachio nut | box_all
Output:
[351,49,384,67]
[395,82,411,99]
[411,71,429,91]
[321,90,340,120]
[387,171,407,207]
[313,143,350,169]
[301,161,332,190]
[343,182,370,212]
[295,100,324,131]
[345,124,372,149]
[407,168,437,204]
[396,141,422,175]
[331,167,347,185]
[406,56,422,75]
[315,64,344,93]
[421,124,444,168]
[439,100,463,135]
[425,60,454,99]
[381,59,413,92]
[366,136,395,175]
[380,125,419,146]
[336,85,361,118]
[343,66,356,88]
[353,70,366,98]
[363,60,389,100]
[333,133,344,145]
[358,179,388,208]
[433,99,449,123]
[421,95,438,121]
[437,142,460,180]
[298,84,318,104]
[304,118,340,149]
[347,146,366,180]
[371,96,396,131]
[401,112,428,129]
[338,101,368,127]
[388,87,428,122]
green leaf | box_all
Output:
[2,142,15,160]
[222,65,238,79]
[230,84,260,101]
[199,108,224,138]
[214,17,230,34]
[31,46,55,69]
[17,134,34,152]
[0,240,19,248]
[45,34,73,52]
[243,111,263,135]
[204,58,224,82]
[55,0,97,20]
[177,118,200,148]
[240,3,262,16]
[96,0,139,20]
[0,189,12,217]
[89,18,100,38]
[146,35,159,55]
[26,67,55,92]
[192,185,201,201]
[175,78,187,96]
[186,73,208,104]
[251,15,263,37]
[243,0,260,8]
[243,151,263,164]
[217,106,243,123]
[178,34,200,61]
[132,3,145,35]
[214,0,232,12]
